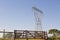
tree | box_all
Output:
[48,29,58,36]
[57,31,60,34]
[48,29,60,40]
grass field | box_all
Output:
[15,38,45,40]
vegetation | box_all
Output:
[48,29,60,40]
[5,33,13,39]
[0,33,14,40]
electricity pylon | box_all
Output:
[32,7,43,31]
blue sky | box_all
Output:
[0,0,60,31]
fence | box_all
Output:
[0,30,48,40]
[14,30,48,40]
[0,30,14,40]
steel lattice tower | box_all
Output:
[32,7,43,31]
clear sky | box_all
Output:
[0,0,60,32]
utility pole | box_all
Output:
[3,29,5,40]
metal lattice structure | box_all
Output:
[32,7,43,31]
